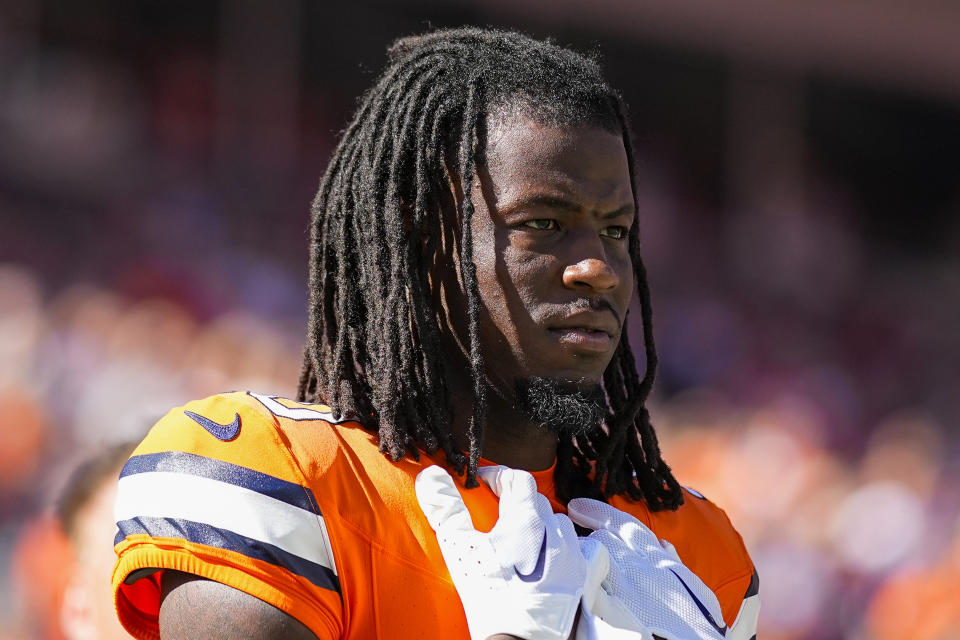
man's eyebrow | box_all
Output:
[500,194,580,215]
[501,194,634,218]
[600,204,635,219]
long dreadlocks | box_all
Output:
[297,27,683,511]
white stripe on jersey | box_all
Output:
[249,392,339,422]
[727,593,760,640]
[115,471,338,575]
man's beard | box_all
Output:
[514,377,607,436]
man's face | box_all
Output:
[444,114,635,395]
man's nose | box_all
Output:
[562,258,619,292]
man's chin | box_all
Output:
[514,376,607,436]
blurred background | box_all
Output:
[1,1,958,638]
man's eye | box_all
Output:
[601,226,628,239]
[523,219,557,231]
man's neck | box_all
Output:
[479,418,558,471]
[449,390,558,471]
[441,360,560,471]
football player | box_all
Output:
[58,441,138,640]
[111,28,759,639]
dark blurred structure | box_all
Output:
[1,2,958,638]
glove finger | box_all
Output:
[476,464,510,495]
[483,467,585,579]
[414,465,476,533]
[556,512,588,578]
[569,498,659,553]
[579,536,610,608]
[587,530,628,597]
[660,538,681,563]
[554,512,579,547]
[486,467,560,573]
[566,497,609,531]
[586,527,633,560]
[480,466,539,504]
[491,467,554,521]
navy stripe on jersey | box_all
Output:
[120,451,320,515]
[116,516,340,593]
[744,570,759,598]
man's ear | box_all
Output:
[60,572,96,640]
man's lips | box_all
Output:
[547,327,613,351]
[546,309,620,352]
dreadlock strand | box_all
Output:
[457,80,487,489]
[377,71,447,459]
[406,88,457,455]
[389,70,459,450]
[296,346,313,402]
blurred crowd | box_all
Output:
[0,266,304,639]
[2,201,958,638]
[2,2,959,639]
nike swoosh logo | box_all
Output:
[667,568,727,636]
[184,410,242,441]
[514,531,547,583]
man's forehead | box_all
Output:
[486,112,617,157]
[483,114,634,211]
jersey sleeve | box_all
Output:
[111,392,343,640]
[675,488,760,636]
[622,486,759,632]
[726,568,760,640]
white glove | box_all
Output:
[568,499,728,640]
[576,537,650,640]
[415,465,584,640]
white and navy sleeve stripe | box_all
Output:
[114,451,339,593]
[727,569,760,640]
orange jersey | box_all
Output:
[112,391,757,639]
